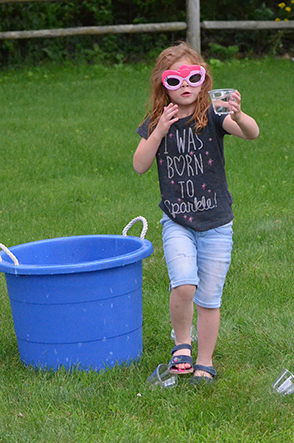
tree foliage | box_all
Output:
[0,1,292,67]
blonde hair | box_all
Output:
[147,42,213,134]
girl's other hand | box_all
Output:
[156,103,179,138]
[229,90,242,122]
[223,89,259,140]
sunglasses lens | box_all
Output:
[166,77,180,87]
[190,73,202,84]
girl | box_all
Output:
[133,42,259,385]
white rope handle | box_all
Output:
[122,216,148,240]
[0,243,19,266]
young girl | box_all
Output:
[133,42,259,385]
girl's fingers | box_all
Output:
[163,104,178,121]
[165,103,178,114]
[231,91,241,105]
[229,92,241,114]
[157,104,179,137]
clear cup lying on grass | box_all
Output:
[209,89,236,115]
[272,368,294,396]
[146,363,178,389]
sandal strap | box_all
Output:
[169,354,193,369]
[193,364,216,378]
[171,343,192,355]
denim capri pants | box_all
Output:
[161,213,233,309]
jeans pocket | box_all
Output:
[214,221,233,236]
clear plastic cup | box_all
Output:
[272,368,294,396]
[146,364,178,389]
[171,324,197,342]
[209,89,236,115]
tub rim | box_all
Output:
[0,235,153,276]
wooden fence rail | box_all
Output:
[0,22,188,40]
[202,21,294,30]
[0,0,293,52]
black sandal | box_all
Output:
[190,364,216,385]
[168,344,193,374]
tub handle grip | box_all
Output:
[122,216,148,240]
[0,218,149,265]
[0,243,19,266]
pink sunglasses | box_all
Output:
[162,65,206,90]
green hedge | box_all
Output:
[0,0,292,67]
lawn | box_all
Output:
[0,57,293,442]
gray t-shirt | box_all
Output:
[136,106,234,232]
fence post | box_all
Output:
[186,0,201,53]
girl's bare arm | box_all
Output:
[222,91,259,140]
[133,103,179,174]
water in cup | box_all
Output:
[209,89,236,115]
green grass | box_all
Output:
[0,57,293,442]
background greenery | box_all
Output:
[0,57,293,441]
[0,0,293,67]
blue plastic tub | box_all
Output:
[0,218,153,371]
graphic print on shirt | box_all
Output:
[158,126,217,223]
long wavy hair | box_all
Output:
[146,42,213,135]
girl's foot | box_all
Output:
[190,364,216,385]
[168,344,193,374]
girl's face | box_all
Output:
[165,58,203,111]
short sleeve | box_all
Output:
[136,116,150,140]
[208,105,230,137]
